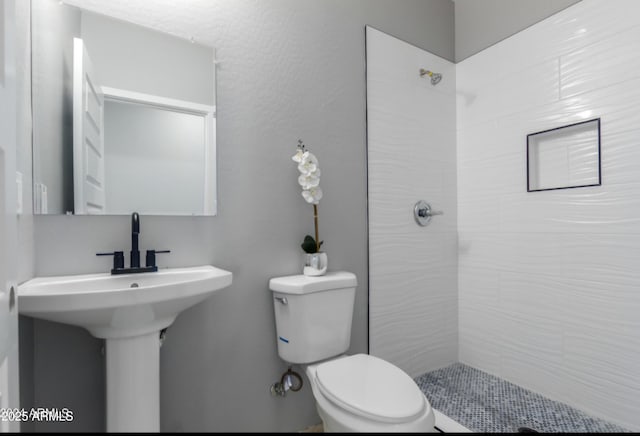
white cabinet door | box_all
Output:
[73,38,106,214]
[0,0,20,431]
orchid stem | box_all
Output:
[313,204,320,252]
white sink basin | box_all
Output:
[17,264,233,432]
[18,265,232,338]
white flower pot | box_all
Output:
[303,252,327,276]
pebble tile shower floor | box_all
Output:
[414,363,629,433]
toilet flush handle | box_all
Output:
[274,296,288,305]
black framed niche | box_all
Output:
[527,118,601,192]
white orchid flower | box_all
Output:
[298,171,320,190]
[293,140,324,258]
[302,186,323,204]
[297,152,318,175]
[292,148,305,163]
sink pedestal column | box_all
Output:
[106,332,160,432]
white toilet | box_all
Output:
[269,271,436,432]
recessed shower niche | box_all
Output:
[527,118,601,192]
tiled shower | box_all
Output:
[368,0,640,431]
[367,26,458,379]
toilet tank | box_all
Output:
[269,272,357,364]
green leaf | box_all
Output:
[301,235,317,253]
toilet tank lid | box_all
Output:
[269,271,357,294]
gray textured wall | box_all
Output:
[455,0,581,61]
[23,0,454,432]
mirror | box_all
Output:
[31,0,217,215]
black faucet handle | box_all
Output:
[145,250,171,268]
[97,251,125,270]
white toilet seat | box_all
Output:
[306,354,436,432]
[315,354,426,423]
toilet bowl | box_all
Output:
[269,272,436,432]
[305,354,435,432]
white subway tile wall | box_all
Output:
[457,0,640,430]
[367,27,458,377]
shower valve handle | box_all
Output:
[414,201,443,226]
[418,208,443,218]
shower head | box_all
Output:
[419,69,442,85]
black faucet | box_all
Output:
[131,212,140,268]
[97,212,170,275]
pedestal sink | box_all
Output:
[17,265,232,432]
